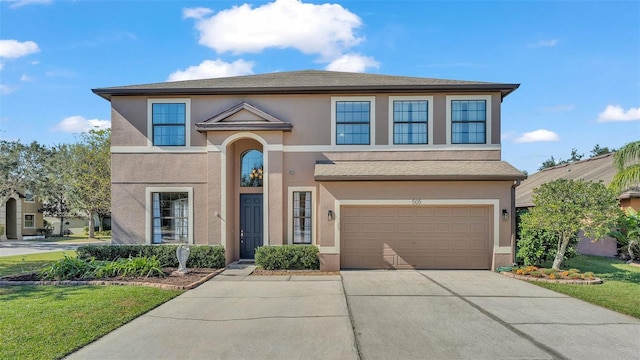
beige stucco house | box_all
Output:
[1,190,44,240]
[92,70,526,271]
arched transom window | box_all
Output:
[241,150,263,187]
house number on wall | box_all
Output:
[411,199,422,205]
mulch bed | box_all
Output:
[0,268,225,290]
[501,271,603,285]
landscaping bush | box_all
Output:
[40,255,165,280]
[76,244,225,268]
[516,225,578,266]
[255,245,320,270]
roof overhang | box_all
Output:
[314,160,527,182]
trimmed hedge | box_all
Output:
[77,244,225,269]
[255,245,320,270]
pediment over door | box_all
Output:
[196,102,292,132]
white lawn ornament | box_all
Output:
[176,244,191,274]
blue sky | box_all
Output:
[1,0,638,173]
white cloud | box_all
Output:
[0,84,16,94]
[325,53,379,72]
[183,7,213,19]
[52,116,111,133]
[186,0,363,59]
[167,59,254,81]
[597,105,640,122]
[515,129,560,143]
[0,39,40,59]
[2,0,52,8]
[20,74,32,82]
[541,104,575,112]
[528,39,558,48]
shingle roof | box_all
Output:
[92,70,519,100]
[314,160,526,181]
[515,153,639,207]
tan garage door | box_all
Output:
[340,205,492,269]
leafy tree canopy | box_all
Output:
[522,179,620,269]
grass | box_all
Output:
[0,285,183,360]
[0,251,72,277]
[0,251,183,359]
[533,255,640,319]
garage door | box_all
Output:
[340,205,492,269]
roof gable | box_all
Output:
[196,102,292,132]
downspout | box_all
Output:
[511,180,522,265]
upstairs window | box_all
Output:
[451,99,486,144]
[336,101,371,145]
[152,103,186,146]
[393,100,428,144]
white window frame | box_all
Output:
[24,213,36,229]
[145,187,194,245]
[388,96,434,146]
[287,186,316,245]
[446,95,492,145]
[24,189,35,203]
[147,98,191,147]
[331,96,376,146]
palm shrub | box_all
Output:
[77,244,225,268]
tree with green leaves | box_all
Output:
[610,141,640,194]
[590,144,614,157]
[37,144,75,237]
[66,129,111,238]
[521,179,620,269]
[0,140,50,208]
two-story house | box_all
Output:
[93,70,525,271]
[1,189,44,240]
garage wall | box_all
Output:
[317,180,515,270]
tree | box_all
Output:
[610,141,640,194]
[538,156,558,171]
[590,144,613,157]
[0,140,50,207]
[567,148,584,162]
[38,144,74,237]
[521,179,620,269]
[66,129,111,238]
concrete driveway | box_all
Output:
[67,268,640,360]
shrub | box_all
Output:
[255,245,320,270]
[0,224,4,235]
[542,268,557,275]
[77,244,225,268]
[516,223,578,266]
[41,255,165,280]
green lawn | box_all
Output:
[0,251,72,277]
[534,255,640,319]
[0,252,183,360]
[0,285,182,360]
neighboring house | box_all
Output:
[92,70,526,271]
[515,153,640,257]
[44,215,111,236]
[0,189,44,240]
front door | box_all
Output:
[240,194,263,259]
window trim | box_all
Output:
[145,187,194,245]
[446,95,492,145]
[287,186,316,245]
[24,213,36,229]
[331,96,376,146]
[147,98,191,147]
[388,96,434,146]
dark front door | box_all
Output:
[240,194,263,259]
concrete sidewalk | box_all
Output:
[66,268,640,360]
[342,270,640,360]
[0,240,108,257]
[66,264,358,360]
